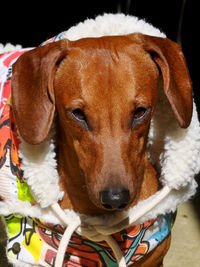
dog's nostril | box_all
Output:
[99,188,130,210]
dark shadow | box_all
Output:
[0,218,13,267]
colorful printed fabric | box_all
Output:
[0,49,28,116]
[4,214,173,267]
[40,32,65,46]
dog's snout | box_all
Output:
[99,188,130,210]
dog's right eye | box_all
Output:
[71,108,86,121]
[70,108,88,129]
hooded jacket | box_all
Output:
[0,14,200,267]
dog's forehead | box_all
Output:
[55,35,159,108]
[69,35,135,49]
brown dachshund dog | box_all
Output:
[11,33,192,267]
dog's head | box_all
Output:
[12,34,192,214]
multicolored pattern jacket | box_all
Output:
[0,40,174,267]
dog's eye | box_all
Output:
[71,108,86,121]
[70,108,88,129]
[134,107,147,119]
[131,107,149,128]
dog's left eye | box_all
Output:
[131,107,149,127]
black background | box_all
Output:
[0,0,192,44]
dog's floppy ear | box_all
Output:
[129,33,193,128]
[12,40,68,145]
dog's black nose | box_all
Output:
[99,188,130,210]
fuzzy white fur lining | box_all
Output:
[0,43,22,54]
[62,13,166,40]
[1,13,200,228]
[18,131,64,208]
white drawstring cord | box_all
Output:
[51,203,75,226]
[54,220,81,267]
[51,203,81,267]
[51,185,171,267]
[128,185,171,225]
[51,203,127,267]
[104,235,127,267]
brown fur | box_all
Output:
[11,33,193,266]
